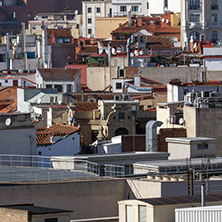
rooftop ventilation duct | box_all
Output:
[146,120,163,152]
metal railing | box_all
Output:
[0,154,53,168]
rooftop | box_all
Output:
[36,123,80,146]
[136,194,222,206]
[38,68,80,81]
[1,204,72,215]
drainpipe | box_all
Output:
[6,33,10,70]
[127,37,131,67]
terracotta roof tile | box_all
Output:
[0,87,17,113]
[73,102,98,112]
[36,123,79,146]
[38,68,80,81]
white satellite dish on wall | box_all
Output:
[5,118,11,126]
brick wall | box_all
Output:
[157,128,187,152]
[122,135,145,152]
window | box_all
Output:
[63,38,71,43]
[54,85,63,92]
[88,28,92,34]
[139,205,147,222]
[57,25,63,29]
[212,31,218,43]
[211,0,218,10]
[67,84,72,92]
[116,82,122,89]
[119,112,125,120]
[32,26,36,29]
[189,14,200,22]
[189,0,200,9]
[88,18,92,24]
[76,24,79,29]
[56,38,63,43]
[67,14,74,20]
[46,84,52,88]
[132,6,138,12]
[96,7,100,13]
[126,205,133,222]
[42,15,48,19]
[5,80,8,83]
[88,7,92,13]
[211,14,218,23]
[118,36,124,40]
[119,69,124,77]
[120,6,127,12]
[0,54,6,62]
[68,26,72,29]
[164,0,168,8]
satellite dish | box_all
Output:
[162,18,165,22]
[5,118,11,126]
[166,19,169,24]
[179,118,184,125]
[75,10,79,15]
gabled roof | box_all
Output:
[36,123,79,146]
[38,68,80,81]
[76,46,98,55]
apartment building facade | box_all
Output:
[181,0,222,49]
[82,0,112,38]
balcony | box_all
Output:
[189,5,200,10]
[211,4,219,10]
[207,22,222,28]
[187,22,202,29]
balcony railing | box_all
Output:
[189,5,200,10]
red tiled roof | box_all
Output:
[77,46,98,55]
[73,102,98,112]
[36,123,79,146]
[112,18,180,37]
[0,87,17,113]
[38,68,80,81]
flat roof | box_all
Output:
[137,194,222,206]
[133,157,222,171]
[166,137,217,144]
[52,152,169,160]
[175,205,222,212]
[1,204,72,215]
[0,166,98,183]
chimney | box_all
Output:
[137,18,143,27]
[127,37,131,66]
[127,10,131,25]
[134,75,141,87]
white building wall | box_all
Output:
[148,0,181,15]
[82,0,111,38]
[37,132,80,156]
[112,0,142,17]
[0,128,36,155]
[17,88,31,113]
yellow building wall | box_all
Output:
[96,17,127,39]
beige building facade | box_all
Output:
[96,17,127,39]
